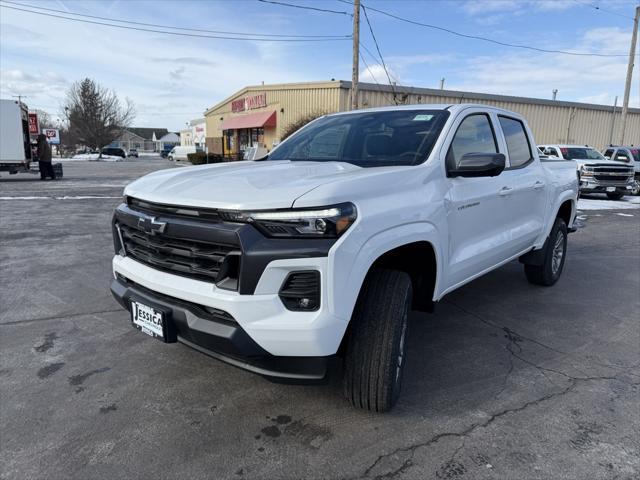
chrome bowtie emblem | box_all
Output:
[137,215,166,235]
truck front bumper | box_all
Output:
[110,273,331,380]
[111,254,348,379]
[579,181,634,194]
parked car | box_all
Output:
[128,148,139,158]
[167,145,196,161]
[101,147,127,158]
[160,145,174,158]
[602,145,640,195]
[538,144,635,200]
[111,104,578,412]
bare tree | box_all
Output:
[33,109,56,130]
[281,111,327,141]
[63,78,135,153]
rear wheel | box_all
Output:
[343,269,412,412]
[606,192,624,200]
[525,217,567,286]
[630,179,640,196]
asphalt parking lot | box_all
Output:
[1,158,638,480]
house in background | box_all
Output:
[112,127,169,152]
[157,132,180,152]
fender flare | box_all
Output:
[534,190,576,248]
[329,221,443,323]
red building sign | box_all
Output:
[28,113,39,135]
[231,92,267,113]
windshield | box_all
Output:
[561,147,604,160]
[269,109,450,167]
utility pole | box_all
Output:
[11,95,28,106]
[608,96,618,146]
[552,89,558,100]
[351,0,360,111]
[618,5,639,145]
[440,78,445,90]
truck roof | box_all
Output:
[328,103,525,118]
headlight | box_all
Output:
[220,202,357,238]
[580,165,594,174]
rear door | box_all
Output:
[443,109,519,290]
[497,115,548,251]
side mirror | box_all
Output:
[604,156,610,160]
[448,152,506,178]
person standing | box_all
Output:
[37,133,55,180]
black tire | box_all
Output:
[606,192,624,200]
[343,269,412,412]
[524,217,567,286]
[53,163,63,179]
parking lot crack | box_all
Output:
[353,375,634,480]
[445,301,636,372]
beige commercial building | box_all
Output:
[204,80,640,157]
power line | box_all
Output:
[348,1,635,57]
[0,3,351,42]
[358,49,397,104]
[257,0,352,16]
[361,4,398,104]
[1,0,349,38]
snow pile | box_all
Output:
[70,153,123,161]
[578,196,640,211]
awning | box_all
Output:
[221,111,276,130]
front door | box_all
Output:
[443,112,518,291]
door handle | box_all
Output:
[533,181,546,190]
[499,186,513,196]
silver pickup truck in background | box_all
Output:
[538,144,635,200]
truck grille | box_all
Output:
[119,223,236,283]
[591,165,633,183]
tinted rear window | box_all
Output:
[560,148,604,160]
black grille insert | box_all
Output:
[128,197,222,222]
[279,271,320,311]
[119,223,237,284]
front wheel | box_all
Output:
[343,269,412,412]
[606,192,625,200]
[630,180,640,196]
[524,217,567,286]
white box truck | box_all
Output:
[0,99,63,177]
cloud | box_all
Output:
[360,63,400,85]
[150,57,216,66]
[0,69,69,104]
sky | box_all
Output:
[1,0,639,131]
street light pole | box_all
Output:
[618,5,639,145]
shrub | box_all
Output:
[281,111,327,141]
[187,152,225,165]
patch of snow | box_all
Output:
[578,196,640,211]
[615,213,634,217]
[70,153,122,161]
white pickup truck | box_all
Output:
[111,104,578,412]
[538,144,635,199]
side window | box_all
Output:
[604,149,614,158]
[498,116,532,168]
[614,151,630,162]
[549,147,560,157]
[446,114,497,169]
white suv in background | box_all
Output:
[539,144,635,200]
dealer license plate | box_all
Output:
[606,187,616,192]
[131,301,165,340]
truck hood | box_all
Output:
[574,158,630,167]
[124,160,364,210]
